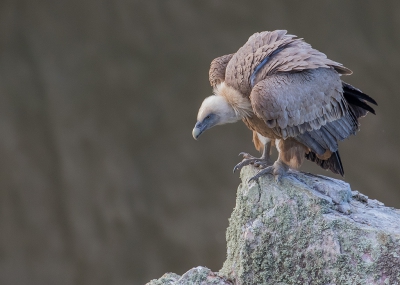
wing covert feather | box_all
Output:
[251,68,345,131]
[209,54,234,87]
[250,68,358,154]
[224,30,352,97]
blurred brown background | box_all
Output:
[0,1,399,284]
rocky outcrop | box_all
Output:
[147,167,400,285]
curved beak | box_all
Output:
[192,121,205,140]
[192,114,219,140]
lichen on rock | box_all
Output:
[146,267,232,285]
[220,167,400,285]
[146,167,400,285]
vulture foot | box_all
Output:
[233,152,271,173]
[248,160,289,183]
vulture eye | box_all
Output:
[205,115,210,120]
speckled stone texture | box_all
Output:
[221,167,400,285]
[146,267,232,285]
[147,167,400,285]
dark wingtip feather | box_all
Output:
[305,151,344,176]
[344,95,376,115]
[342,82,378,105]
[333,151,344,176]
[342,82,377,116]
[344,87,378,106]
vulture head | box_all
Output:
[192,94,238,140]
[192,82,253,140]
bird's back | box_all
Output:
[224,30,351,97]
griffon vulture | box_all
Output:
[192,30,377,181]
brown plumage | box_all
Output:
[193,30,377,180]
[209,54,234,88]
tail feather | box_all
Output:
[305,150,344,176]
[342,81,377,117]
[344,94,376,115]
[342,82,377,105]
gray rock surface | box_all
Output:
[146,267,232,285]
[147,167,400,284]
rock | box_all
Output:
[220,167,400,284]
[146,273,181,285]
[146,167,400,284]
[146,267,232,285]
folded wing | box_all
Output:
[250,68,361,175]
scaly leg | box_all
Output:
[248,139,292,183]
[248,158,289,183]
[233,141,272,173]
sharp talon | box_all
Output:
[248,176,257,183]
[248,173,262,183]
[249,175,261,183]
[233,164,242,173]
[239,152,252,159]
[238,152,258,160]
[247,165,277,183]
